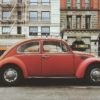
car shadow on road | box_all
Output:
[0,78,98,87]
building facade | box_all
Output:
[60,0,100,55]
[0,0,60,47]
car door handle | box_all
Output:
[42,55,50,59]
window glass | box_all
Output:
[76,0,80,9]
[43,41,68,53]
[41,27,50,36]
[42,11,50,21]
[17,42,40,53]
[2,11,10,20]
[76,16,81,29]
[29,0,38,5]
[42,0,50,5]
[67,0,71,9]
[29,26,38,36]
[85,0,90,9]
[2,0,9,3]
[29,11,38,21]
[85,16,91,29]
[67,16,72,29]
[18,0,22,3]
[2,26,10,34]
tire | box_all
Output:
[0,64,23,86]
[85,63,100,85]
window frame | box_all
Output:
[85,0,90,9]
[29,26,38,36]
[42,40,69,54]
[29,0,38,5]
[41,26,50,36]
[66,0,71,9]
[29,11,38,21]
[2,0,9,3]
[42,0,50,5]
[67,15,72,29]
[76,0,81,9]
[17,41,40,54]
[2,11,10,20]
[2,26,10,34]
[41,11,50,21]
[85,15,91,29]
[76,16,81,29]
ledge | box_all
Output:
[0,34,26,39]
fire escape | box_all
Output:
[0,0,27,37]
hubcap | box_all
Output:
[4,68,18,83]
[90,68,100,83]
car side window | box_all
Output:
[43,41,68,53]
[17,41,40,53]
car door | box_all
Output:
[42,40,74,76]
[16,40,42,76]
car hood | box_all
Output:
[73,51,95,58]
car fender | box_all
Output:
[0,57,28,78]
[76,57,100,78]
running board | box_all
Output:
[27,76,77,79]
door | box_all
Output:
[17,41,42,76]
[42,40,74,76]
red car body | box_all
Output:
[0,37,100,85]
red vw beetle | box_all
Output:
[0,37,100,85]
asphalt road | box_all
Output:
[0,79,100,100]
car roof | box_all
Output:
[17,37,63,45]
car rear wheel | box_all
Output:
[85,63,100,85]
[1,65,23,86]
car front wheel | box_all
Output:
[85,63,100,85]
[1,65,23,86]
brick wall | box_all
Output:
[60,0,99,10]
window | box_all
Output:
[42,11,50,21]
[76,16,81,29]
[42,0,50,5]
[2,11,10,20]
[17,27,22,34]
[29,11,38,21]
[2,26,10,34]
[17,11,22,20]
[29,26,38,36]
[67,16,72,29]
[41,27,50,36]
[29,0,38,5]
[43,41,68,53]
[2,0,9,3]
[67,0,71,9]
[76,0,81,9]
[17,41,40,53]
[85,0,90,9]
[85,16,91,29]
[18,0,22,3]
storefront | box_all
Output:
[61,30,100,56]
